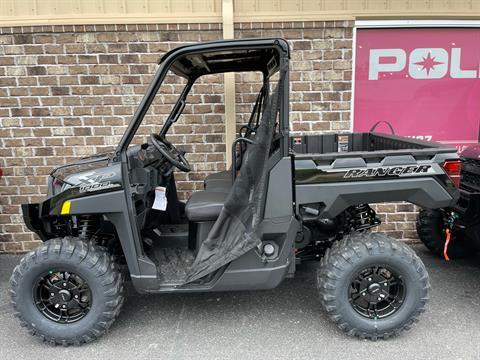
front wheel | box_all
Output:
[317,232,429,340]
[10,237,124,346]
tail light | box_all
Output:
[442,159,462,188]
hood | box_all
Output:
[48,151,122,196]
[50,151,114,182]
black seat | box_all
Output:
[205,171,230,182]
[203,130,258,193]
[204,171,231,192]
[203,85,266,194]
[188,83,271,224]
[185,191,227,222]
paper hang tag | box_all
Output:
[152,186,167,211]
[337,135,349,152]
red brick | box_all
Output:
[0,22,417,250]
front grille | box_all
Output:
[460,158,480,192]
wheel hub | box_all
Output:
[58,289,72,302]
[34,270,91,324]
[367,283,381,295]
[348,265,405,319]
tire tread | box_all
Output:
[9,237,124,346]
[318,232,429,340]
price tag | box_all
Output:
[337,135,349,152]
[152,186,167,211]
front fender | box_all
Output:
[22,190,151,280]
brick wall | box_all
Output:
[0,21,418,253]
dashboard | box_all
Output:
[127,143,176,229]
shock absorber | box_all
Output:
[78,215,97,241]
[349,204,381,232]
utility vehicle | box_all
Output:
[417,144,480,259]
[11,38,461,345]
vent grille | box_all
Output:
[460,158,480,192]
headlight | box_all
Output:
[48,176,66,197]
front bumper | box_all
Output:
[21,203,48,241]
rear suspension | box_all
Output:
[295,204,381,261]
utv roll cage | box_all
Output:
[115,38,291,159]
[112,38,291,281]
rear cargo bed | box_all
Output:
[291,132,456,160]
[291,132,459,218]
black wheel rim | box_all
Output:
[34,270,91,324]
[348,265,405,319]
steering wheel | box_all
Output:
[150,134,191,172]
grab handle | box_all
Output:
[231,137,256,183]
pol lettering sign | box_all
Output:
[369,48,476,80]
[353,28,480,152]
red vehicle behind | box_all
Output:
[417,145,480,258]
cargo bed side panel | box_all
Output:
[296,178,454,218]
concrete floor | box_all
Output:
[1,244,480,359]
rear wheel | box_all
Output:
[10,237,124,346]
[317,232,429,340]
[416,209,473,259]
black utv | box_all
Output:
[417,144,480,259]
[11,38,461,345]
